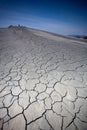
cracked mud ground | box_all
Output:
[0,26,87,130]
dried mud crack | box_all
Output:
[0,26,87,130]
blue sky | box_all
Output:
[0,0,87,35]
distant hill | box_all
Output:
[69,35,87,39]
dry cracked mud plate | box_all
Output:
[0,26,87,130]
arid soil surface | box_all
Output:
[0,26,87,130]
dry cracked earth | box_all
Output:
[0,26,87,130]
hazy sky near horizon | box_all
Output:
[0,0,87,35]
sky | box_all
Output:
[0,0,87,35]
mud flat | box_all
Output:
[0,26,87,130]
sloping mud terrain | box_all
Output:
[0,26,87,130]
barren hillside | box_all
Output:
[0,26,87,130]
